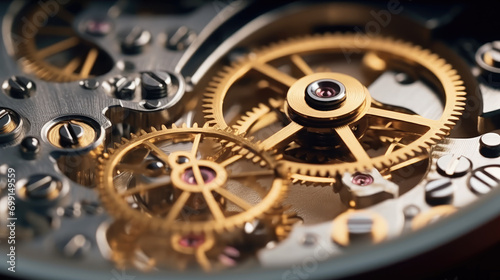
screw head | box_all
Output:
[166,26,197,51]
[436,154,472,177]
[0,108,21,139]
[112,76,136,100]
[20,136,40,158]
[483,41,500,68]
[403,205,420,220]
[121,27,151,54]
[469,165,500,195]
[24,175,62,200]
[479,132,500,158]
[57,234,91,258]
[0,109,13,133]
[2,76,35,99]
[141,71,173,99]
[79,79,99,90]
[347,214,374,244]
[142,99,162,110]
[425,178,454,206]
[394,72,414,85]
[301,233,318,246]
[59,122,84,147]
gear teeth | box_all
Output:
[203,33,467,186]
[97,124,287,236]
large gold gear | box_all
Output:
[13,3,113,82]
[203,34,467,183]
[97,123,288,235]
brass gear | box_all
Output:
[106,203,299,272]
[204,34,466,182]
[97,123,288,234]
[13,2,113,82]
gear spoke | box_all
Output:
[219,154,243,167]
[165,191,191,223]
[36,37,80,59]
[367,107,439,128]
[142,141,170,164]
[252,63,297,88]
[204,34,466,183]
[38,25,75,36]
[80,48,99,77]
[191,133,203,157]
[290,54,314,76]
[119,179,172,197]
[214,188,253,211]
[335,125,371,162]
[202,189,225,221]
[116,163,151,175]
[192,164,206,186]
[260,122,303,150]
[63,57,81,73]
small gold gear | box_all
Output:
[204,34,467,183]
[97,123,288,235]
[106,204,299,272]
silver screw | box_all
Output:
[79,79,99,90]
[301,233,318,246]
[20,136,40,159]
[0,109,12,133]
[403,205,420,220]
[59,234,91,258]
[142,100,162,110]
[425,178,454,206]
[484,41,500,68]
[394,72,414,85]
[469,165,500,195]
[3,76,35,99]
[141,71,172,99]
[121,27,151,54]
[347,214,373,244]
[436,154,471,177]
[479,132,500,158]
[113,76,136,100]
[59,122,84,147]
[166,26,196,51]
[25,175,60,199]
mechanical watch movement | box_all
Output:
[1,1,500,280]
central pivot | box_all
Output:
[286,72,371,127]
[305,79,346,110]
[182,167,217,185]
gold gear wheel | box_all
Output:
[97,123,288,235]
[13,3,113,82]
[203,34,466,183]
[106,203,299,272]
